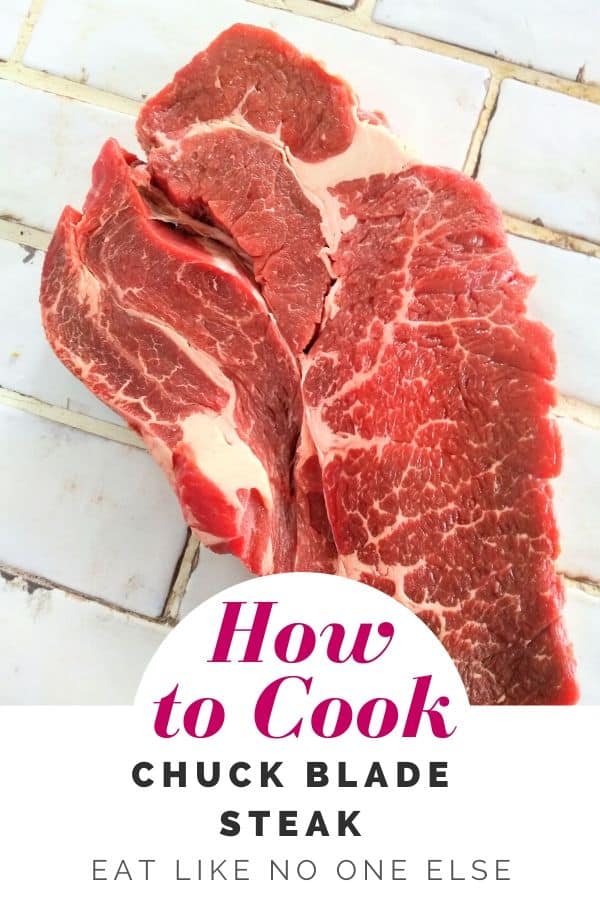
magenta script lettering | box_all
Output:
[151,601,457,740]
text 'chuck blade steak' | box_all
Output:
[41,24,578,704]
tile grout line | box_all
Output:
[161,535,200,623]
[351,0,378,26]
[0,564,173,627]
[0,61,141,116]
[502,215,600,258]
[0,219,50,251]
[8,0,47,64]
[250,0,600,103]
[0,386,144,448]
[462,74,501,177]
[564,575,600,600]
[554,395,600,430]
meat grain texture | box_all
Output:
[40,25,578,705]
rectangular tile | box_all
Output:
[564,586,600,705]
[374,0,600,84]
[179,548,253,620]
[0,572,168,703]
[0,0,30,60]
[478,80,600,242]
[509,236,600,407]
[554,418,600,584]
[0,406,187,616]
[24,0,488,168]
[0,238,123,424]
[0,80,138,233]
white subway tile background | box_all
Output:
[373,0,600,85]
[0,0,31,60]
[478,80,600,242]
[0,0,598,703]
[0,238,122,422]
[0,80,139,233]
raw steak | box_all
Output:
[41,25,577,703]
[135,25,576,703]
[40,138,301,574]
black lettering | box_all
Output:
[428,860,442,881]
[306,762,328,787]
[261,761,283,787]
[114,860,132,881]
[163,761,186,787]
[92,860,107,881]
[365,762,388,787]
[196,762,219,787]
[279,811,298,836]
[175,860,191,881]
[472,860,487,881]
[306,811,329,837]
[391,860,407,880]
[220,811,240,836]
[132,762,153,787]
[429,761,448,787]
[339,810,361,836]
[397,762,419,787]
[230,762,251,787]
[248,810,270,836]
[497,860,511,881]
[211,860,228,880]
[338,762,358,787]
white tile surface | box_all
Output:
[0,238,123,424]
[374,0,600,84]
[179,548,254,619]
[0,572,168,704]
[0,0,29,60]
[564,586,600,705]
[0,80,138,233]
[478,80,600,242]
[555,418,600,583]
[24,0,489,168]
[509,236,600,407]
[0,406,187,616]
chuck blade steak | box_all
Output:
[40,138,301,574]
[41,25,578,704]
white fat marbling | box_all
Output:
[0,573,168,703]
[181,410,273,510]
[478,80,600,242]
[374,0,600,85]
[564,586,600,705]
[509,236,600,407]
[0,238,123,424]
[179,547,254,619]
[0,80,138,233]
[555,418,600,584]
[0,0,30,60]
[177,108,410,253]
[24,0,488,168]
[0,406,187,616]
